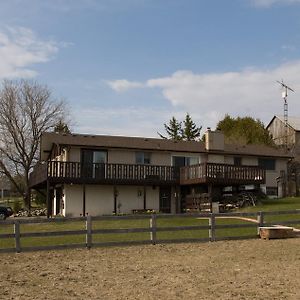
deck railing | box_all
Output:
[30,161,266,187]
[180,163,266,185]
[29,161,179,187]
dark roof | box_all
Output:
[40,132,206,160]
[40,132,291,161]
[223,143,290,158]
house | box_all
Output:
[267,115,300,195]
[29,129,291,217]
[267,115,300,159]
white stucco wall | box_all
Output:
[62,184,160,216]
[242,157,258,166]
[85,185,114,215]
[108,150,135,164]
[116,186,159,213]
[224,156,234,164]
[69,147,81,162]
[64,185,83,217]
[207,154,225,163]
[265,158,287,188]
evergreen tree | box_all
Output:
[54,120,71,134]
[158,116,182,140]
[181,113,202,141]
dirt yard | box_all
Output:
[1,239,299,300]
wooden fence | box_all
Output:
[0,210,299,253]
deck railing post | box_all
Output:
[86,215,92,249]
[257,211,264,235]
[14,220,21,253]
[150,214,157,245]
[209,213,216,242]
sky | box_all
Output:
[0,0,300,137]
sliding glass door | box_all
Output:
[81,150,107,179]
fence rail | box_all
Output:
[0,210,299,253]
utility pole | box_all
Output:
[276,80,294,151]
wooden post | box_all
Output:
[14,221,21,253]
[150,214,157,245]
[209,213,216,242]
[113,186,117,214]
[86,215,92,249]
[295,171,299,197]
[208,184,213,212]
[83,184,86,216]
[46,180,50,218]
[175,185,180,213]
[143,185,146,210]
[257,211,264,235]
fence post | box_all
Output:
[86,215,92,249]
[257,211,264,235]
[150,214,157,245]
[209,213,216,242]
[14,220,21,253]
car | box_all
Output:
[0,206,13,220]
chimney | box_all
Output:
[205,128,224,151]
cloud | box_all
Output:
[0,26,59,79]
[72,106,175,137]
[281,44,296,51]
[106,79,144,92]
[107,60,300,131]
[147,62,300,125]
[252,0,300,7]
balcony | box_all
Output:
[180,163,266,186]
[29,161,266,189]
[29,161,179,188]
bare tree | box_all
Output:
[0,80,68,208]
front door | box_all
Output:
[159,186,171,213]
[55,187,62,215]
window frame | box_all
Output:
[135,152,151,165]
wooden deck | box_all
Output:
[29,161,179,188]
[29,161,266,188]
[180,163,265,185]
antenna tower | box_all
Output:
[276,80,294,150]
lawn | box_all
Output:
[0,197,299,252]
[238,196,300,212]
[237,197,300,227]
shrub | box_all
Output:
[34,192,46,207]
[13,200,22,213]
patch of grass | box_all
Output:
[237,197,300,229]
[238,197,300,213]
[1,197,299,251]
[0,216,260,250]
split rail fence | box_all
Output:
[0,210,300,253]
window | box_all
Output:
[81,149,107,164]
[258,158,276,170]
[172,156,199,167]
[81,149,107,178]
[135,152,151,164]
[266,187,278,196]
[234,157,242,166]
